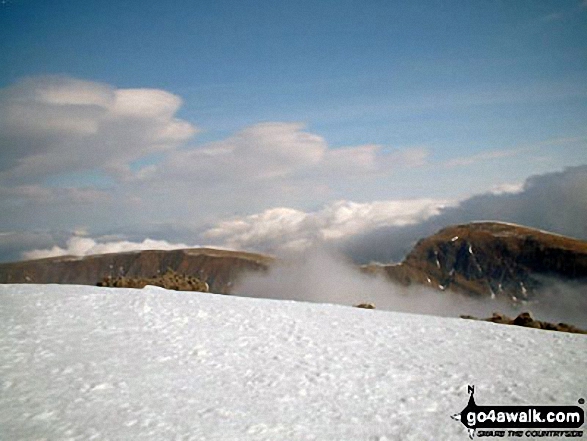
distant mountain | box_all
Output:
[365,222,587,301]
[1,222,586,302]
[0,248,272,294]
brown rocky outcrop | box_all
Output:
[98,269,209,292]
[354,303,376,309]
[461,311,587,334]
[364,222,587,301]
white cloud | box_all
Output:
[126,122,431,221]
[103,121,432,225]
[0,76,198,182]
[489,182,524,195]
[8,167,587,265]
[162,122,327,182]
[146,122,429,186]
[0,76,435,234]
[23,237,193,260]
[343,165,587,264]
[202,198,451,253]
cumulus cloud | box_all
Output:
[1,75,584,271]
[0,76,197,182]
[202,198,451,253]
[109,121,432,228]
[16,165,581,264]
[22,236,194,260]
[0,76,435,235]
[148,122,428,185]
[159,122,327,182]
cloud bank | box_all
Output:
[196,165,587,263]
[343,165,587,263]
[202,198,451,253]
[12,165,587,263]
[22,236,194,261]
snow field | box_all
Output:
[0,284,585,440]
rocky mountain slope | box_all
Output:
[1,222,586,302]
[0,248,272,294]
[364,222,587,301]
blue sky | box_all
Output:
[0,0,586,260]
[2,0,586,146]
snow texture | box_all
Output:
[0,284,585,440]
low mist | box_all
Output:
[234,248,587,327]
[529,280,587,328]
[234,248,525,321]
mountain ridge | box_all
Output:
[1,222,586,301]
[363,221,587,300]
[0,248,273,294]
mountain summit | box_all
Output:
[368,222,587,301]
[1,222,586,303]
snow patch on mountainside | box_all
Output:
[0,284,585,440]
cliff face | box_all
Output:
[368,222,587,300]
[0,248,272,294]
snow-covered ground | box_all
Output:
[0,284,585,440]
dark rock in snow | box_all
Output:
[461,311,587,334]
